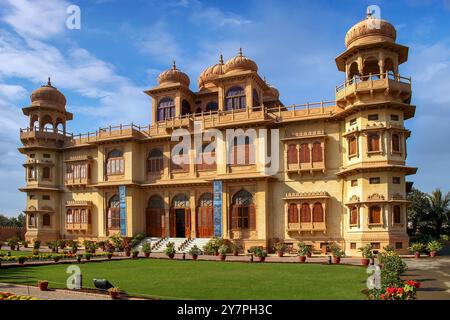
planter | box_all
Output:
[361,258,370,266]
[86,256,91,261]
[107,254,113,260]
[168,253,175,259]
[38,281,48,291]
[306,252,312,258]
[125,250,131,257]
[233,252,239,256]
[430,251,437,258]
[53,257,60,263]
[191,254,198,260]
[298,255,306,263]
[414,252,421,259]
[258,256,266,262]
[332,256,341,264]
[220,254,226,261]
[144,252,150,258]
[109,291,120,300]
[277,252,284,258]
[132,252,139,259]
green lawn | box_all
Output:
[0,259,367,299]
[0,250,32,257]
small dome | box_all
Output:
[30,78,66,109]
[345,13,396,49]
[157,61,190,87]
[268,85,279,99]
[224,48,258,74]
[198,55,226,89]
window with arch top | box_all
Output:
[181,100,191,116]
[288,203,299,223]
[157,97,175,121]
[369,205,381,224]
[368,133,380,152]
[106,149,124,176]
[230,189,255,230]
[312,142,323,162]
[225,86,246,111]
[206,102,218,112]
[107,194,120,229]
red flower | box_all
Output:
[406,280,421,288]
[380,294,385,300]
[386,287,397,295]
[396,287,404,295]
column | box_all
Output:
[190,190,196,238]
[164,191,170,237]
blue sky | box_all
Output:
[0,0,449,217]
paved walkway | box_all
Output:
[403,255,450,300]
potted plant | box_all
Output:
[21,240,30,248]
[70,240,79,254]
[331,244,344,264]
[427,240,443,258]
[97,241,107,252]
[18,256,27,265]
[131,249,139,259]
[7,238,18,251]
[84,253,92,261]
[38,280,48,291]
[142,242,151,258]
[76,254,83,263]
[255,248,268,262]
[122,239,131,257]
[108,287,121,300]
[297,242,309,262]
[33,239,41,250]
[218,244,228,261]
[409,242,425,259]
[164,242,176,259]
[53,254,61,263]
[188,245,201,260]
[358,244,373,266]
[229,242,242,256]
[275,242,287,257]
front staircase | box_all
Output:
[140,237,212,253]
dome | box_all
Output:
[224,48,258,74]
[268,85,279,99]
[345,13,396,48]
[30,78,66,109]
[157,61,190,87]
[198,55,226,89]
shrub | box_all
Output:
[32,249,39,256]
[382,254,407,276]
[297,242,311,256]
[358,244,374,259]
[109,234,124,250]
[248,246,262,254]
[189,245,201,257]
[142,242,151,254]
[427,240,443,252]
[255,248,268,258]
[218,245,228,255]
[7,238,19,250]
[274,242,287,254]
[229,242,242,254]
[331,243,344,258]
[83,240,96,254]
[409,242,425,253]
[84,253,92,260]
[164,242,176,257]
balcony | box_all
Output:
[20,127,68,142]
[287,222,326,233]
[65,223,90,232]
[335,72,412,104]
[286,161,325,174]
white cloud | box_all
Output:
[0,0,70,40]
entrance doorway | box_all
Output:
[197,193,214,238]
[175,209,186,237]
[170,194,191,237]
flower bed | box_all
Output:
[0,292,39,300]
[370,280,420,300]
[0,252,111,264]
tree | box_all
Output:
[426,189,450,238]
[0,213,26,227]
[407,188,430,236]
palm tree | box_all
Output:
[426,189,450,238]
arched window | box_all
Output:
[393,205,401,224]
[368,134,380,152]
[197,143,216,171]
[300,143,310,163]
[287,144,298,164]
[385,58,395,75]
[181,100,191,116]
[66,210,73,224]
[147,148,163,174]
[312,142,323,162]
[350,207,358,225]
[206,102,218,112]
[288,203,299,223]
[312,202,324,222]
[43,167,51,180]
[392,134,400,152]
[197,193,214,237]
[42,214,51,226]
[41,115,53,132]
[252,89,260,108]
[225,86,246,111]
[106,149,124,176]
[107,195,120,229]
[362,57,379,77]
[369,206,381,224]
[146,195,165,237]
[300,203,311,222]
[230,189,255,230]
[172,194,189,208]
[28,166,36,180]
[348,61,360,80]
[171,147,189,171]
[74,209,80,224]
[349,136,357,156]
[157,98,175,121]
[28,213,36,227]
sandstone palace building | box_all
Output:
[19,12,416,254]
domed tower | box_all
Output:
[145,61,194,123]
[335,11,416,254]
[19,78,72,242]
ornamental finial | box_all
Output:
[47,77,52,86]
[219,54,224,64]
[239,47,243,56]
[172,60,177,70]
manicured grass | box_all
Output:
[0,250,33,257]
[0,259,367,299]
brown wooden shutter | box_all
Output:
[287,144,298,164]
[350,207,358,225]
[231,206,238,229]
[185,209,191,237]
[249,205,256,230]
[312,203,324,222]
[170,209,176,237]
